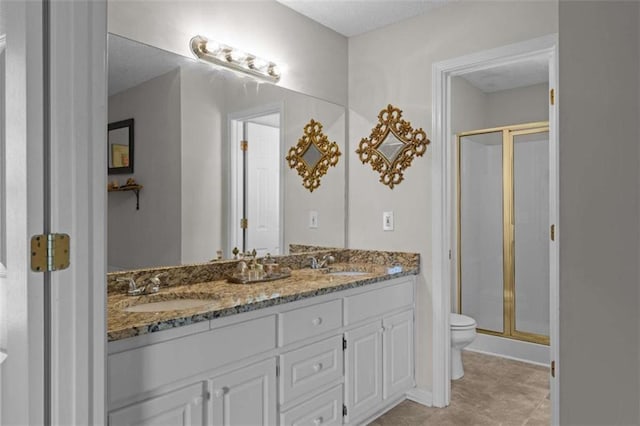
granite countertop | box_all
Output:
[107,262,418,342]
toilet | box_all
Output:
[450,313,477,380]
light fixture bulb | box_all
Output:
[189,35,281,83]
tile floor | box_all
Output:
[369,351,550,426]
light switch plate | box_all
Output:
[309,210,319,229]
[383,211,394,231]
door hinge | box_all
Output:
[343,404,348,417]
[448,250,452,260]
[343,337,347,351]
[550,88,555,106]
[30,233,70,272]
[240,140,248,151]
[550,224,555,241]
[204,390,211,401]
[240,218,248,229]
[276,363,280,377]
[551,360,556,378]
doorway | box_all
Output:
[228,109,283,257]
[432,35,558,423]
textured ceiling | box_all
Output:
[460,55,549,93]
[108,35,197,96]
[275,0,452,37]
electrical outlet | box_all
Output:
[383,211,394,231]
[309,211,319,229]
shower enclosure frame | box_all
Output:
[456,121,550,346]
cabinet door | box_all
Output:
[108,382,206,426]
[344,321,383,423]
[210,358,277,426]
[383,310,415,398]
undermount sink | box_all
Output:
[121,295,219,313]
[326,271,370,277]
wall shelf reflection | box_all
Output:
[108,184,143,210]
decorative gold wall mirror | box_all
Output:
[286,119,341,192]
[356,104,430,188]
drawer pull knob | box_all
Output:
[313,363,323,372]
[313,416,323,425]
[312,317,323,326]
[214,387,228,398]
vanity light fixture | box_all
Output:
[190,35,281,83]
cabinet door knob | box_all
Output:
[313,363,323,372]
[214,387,228,398]
[312,317,323,326]
[313,416,323,425]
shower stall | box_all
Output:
[457,122,550,350]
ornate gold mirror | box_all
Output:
[356,104,430,188]
[286,119,341,192]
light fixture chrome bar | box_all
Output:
[190,35,281,83]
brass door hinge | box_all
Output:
[551,360,556,378]
[30,233,70,272]
[550,224,556,241]
[240,140,248,151]
[240,218,248,229]
[550,88,555,106]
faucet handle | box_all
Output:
[148,273,167,292]
[117,277,136,291]
[118,277,146,296]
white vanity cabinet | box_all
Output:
[107,276,416,426]
[209,358,277,425]
[108,382,207,426]
[343,280,415,424]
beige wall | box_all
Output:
[179,67,226,264]
[485,83,548,128]
[108,0,348,106]
[108,69,182,270]
[558,2,639,424]
[348,1,557,391]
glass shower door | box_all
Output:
[512,129,550,343]
[458,130,504,334]
[457,123,550,345]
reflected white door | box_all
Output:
[246,121,280,256]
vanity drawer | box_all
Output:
[279,335,343,404]
[279,299,342,346]
[280,384,343,426]
[344,279,414,325]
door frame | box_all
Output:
[2,1,107,424]
[225,103,284,256]
[431,34,558,423]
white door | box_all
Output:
[246,121,280,256]
[2,1,107,424]
[382,310,414,398]
[210,358,277,426]
[228,110,282,257]
[109,382,206,426]
[344,322,383,423]
[2,2,46,423]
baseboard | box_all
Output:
[406,387,433,407]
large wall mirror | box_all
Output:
[107,34,346,271]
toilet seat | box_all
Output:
[450,313,476,329]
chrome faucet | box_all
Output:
[118,273,166,296]
[308,254,335,269]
